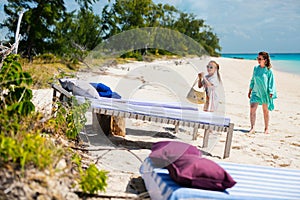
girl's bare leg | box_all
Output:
[249,103,258,133]
[262,104,269,134]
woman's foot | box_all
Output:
[248,128,255,134]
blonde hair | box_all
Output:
[209,60,222,83]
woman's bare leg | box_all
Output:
[262,104,269,134]
[249,103,258,133]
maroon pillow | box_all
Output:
[167,155,236,191]
[149,141,202,168]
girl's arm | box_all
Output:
[198,73,204,88]
[203,76,213,87]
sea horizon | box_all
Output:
[221,53,300,75]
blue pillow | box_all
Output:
[90,82,112,97]
[112,92,122,99]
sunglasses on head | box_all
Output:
[206,65,214,69]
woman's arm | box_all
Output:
[249,67,255,89]
[267,69,276,98]
[248,88,252,99]
[248,67,256,98]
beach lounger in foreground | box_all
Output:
[52,83,234,158]
[140,157,300,200]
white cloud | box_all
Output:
[232,29,251,39]
[154,0,300,53]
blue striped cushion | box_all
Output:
[140,157,300,200]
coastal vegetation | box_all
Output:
[0,0,222,198]
[1,0,221,63]
[0,54,108,198]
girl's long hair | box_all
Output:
[210,60,222,83]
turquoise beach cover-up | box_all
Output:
[249,65,277,111]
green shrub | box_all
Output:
[0,54,108,195]
[0,54,35,117]
[0,54,62,170]
[35,53,57,63]
[0,132,63,170]
[72,153,108,194]
[120,51,143,61]
[79,164,108,194]
[48,97,90,140]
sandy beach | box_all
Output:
[32,56,300,198]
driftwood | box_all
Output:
[0,11,25,68]
[0,43,17,66]
[14,11,25,54]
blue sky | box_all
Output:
[153,0,300,53]
[1,0,300,53]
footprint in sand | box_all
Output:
[245,133,255,138]
[232,146,241,150]
[265,159,276,164]
[291,142,300,147]
[279,163,291,167]
[271,154,280,159]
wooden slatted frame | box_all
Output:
[52,84,234,159]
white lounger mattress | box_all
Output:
[76,96,230,127]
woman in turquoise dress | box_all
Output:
[248,52,277,134]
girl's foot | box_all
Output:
[264,129,269,134]
[249,129,255,134]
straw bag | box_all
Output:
[186,78,206,104]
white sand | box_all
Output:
[212,57,300,168]
[32,88,53,117]
[77,57,300,166]
[33,57,300,197]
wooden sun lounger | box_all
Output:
[51,84,234,158]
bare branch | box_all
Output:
[14,11,25,54]
[0,43,17,68]
[0,10,25,68]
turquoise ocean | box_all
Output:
[221,53,300,76]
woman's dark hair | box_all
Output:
[259,51,272,69]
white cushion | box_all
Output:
[59,79,100,99]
